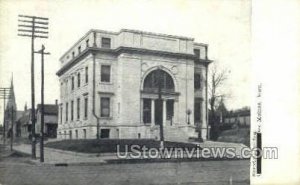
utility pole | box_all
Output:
[158,69,164,149]
[34,45,50,162]
[18,15,49,159]
[0,87,11,146]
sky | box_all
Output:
[0,0,251,123]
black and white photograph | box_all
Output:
[1,0,299,185]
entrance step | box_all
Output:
[164,126,194,142]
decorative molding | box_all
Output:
[57,46,212,76]
[171,65,178,75]
[141,63,148,72]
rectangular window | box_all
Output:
[194,98,202,123]
[143,99,151,123]
[69,130,72,139]
[84,97,88,119]
[75,130,78,139]
[78,46,81,53]
[194,74,201,90]
[77,98,80,119]
[60,106,63,124]
[72,51,75,58]
[71,100,74,121]
[101,37,111,48]
[85,67,88,83]
[166,100,174,121]
[77,73,81,87]
[100,129,110,138]
[83,129,86,139]
[194,49,200,59]
[66,102,68,121]
[100,97,110,117]
[101,65,111,82]
[71,76,74,90]
[86,39,89,47]
[65,80,68,94]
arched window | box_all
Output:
[143,69,174,92]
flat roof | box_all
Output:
[60,29,196,61]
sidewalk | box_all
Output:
[13,143,110,165]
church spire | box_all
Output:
[6,74,16,110]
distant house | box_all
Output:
[16,104,32,139]
[35,103,58,138]
[15,102,59,139]
[223,107,250,126]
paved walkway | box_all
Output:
[13,143,109,164]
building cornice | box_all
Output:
[115,46,195,60]
[59,29,195,61]
[195,58,213,65]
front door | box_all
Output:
[155,99,163,125]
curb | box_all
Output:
[27,156,249,167]
[44,147,120,157]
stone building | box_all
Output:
[56,29,211,141]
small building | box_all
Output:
[35,103,58,138]
[16,105,32,139]
[56,29,212,141]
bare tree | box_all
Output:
[208,63,229,140]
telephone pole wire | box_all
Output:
[18,15,49,159]
[0,87,11,146]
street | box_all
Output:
[0,156,249,185]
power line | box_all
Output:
[0,87,11,146]
[17,15,49,160]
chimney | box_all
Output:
[55,99,58,106]
[24,103,27,111]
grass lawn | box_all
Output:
[217,128,250,147]
[44,139,199,153]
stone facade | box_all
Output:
[56,29,211,141]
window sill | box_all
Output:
[99,82,113,85]
[99,117,113,120]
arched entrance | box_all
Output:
[141,69,178,126]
